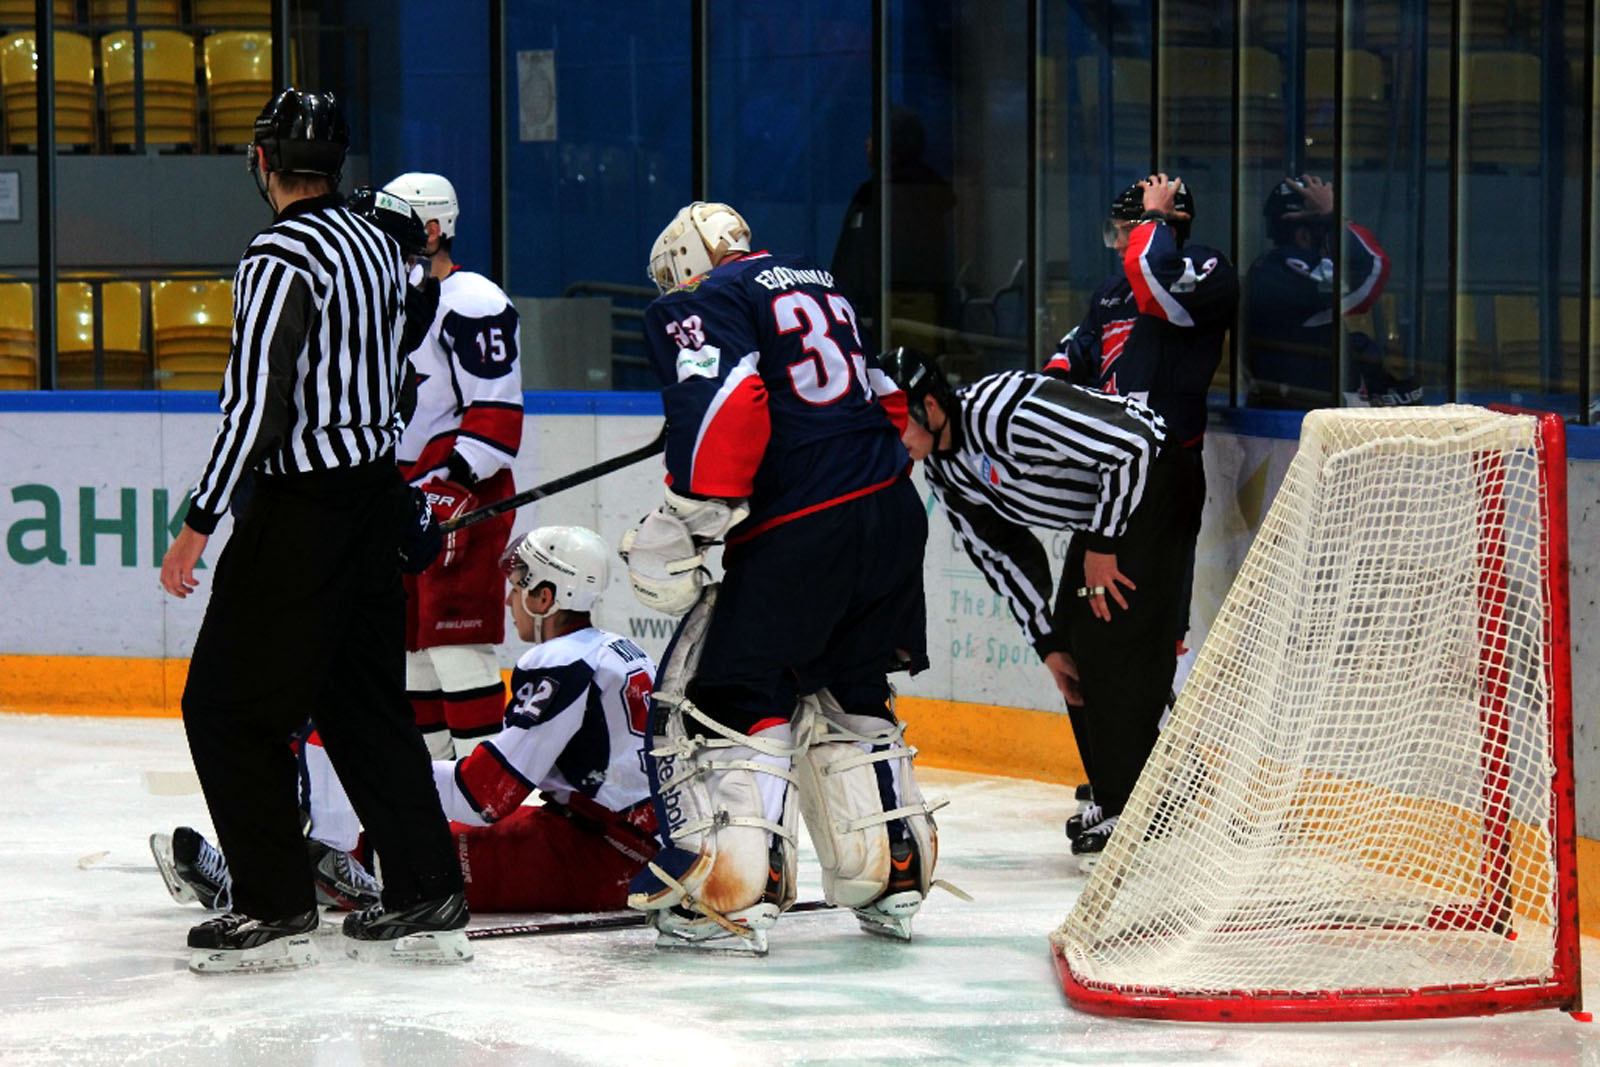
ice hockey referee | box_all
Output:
[158,88,470,973]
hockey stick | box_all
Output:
[465,898,835,941]
[441,428,667,533]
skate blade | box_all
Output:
[188,934,318,974]
[150,833,198,906]
[652,902,777,955]
[853,890,923,942]
[344,930,473,964]
[1074,852,1103,876]
[653,926,769,955]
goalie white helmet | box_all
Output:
[503,526,609,614]
[648,201,752,293]
[382,172,459,240]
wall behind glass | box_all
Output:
[502,2,687,300]
[893,0,1026,379]
[707,1,869,282]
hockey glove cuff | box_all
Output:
[620,510,708,616]
[661,486,750,542]
[419,477,476,567]
[399,485,445,575]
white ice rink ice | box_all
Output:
[3,714,1597,1066]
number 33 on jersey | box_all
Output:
[642,251,911,536]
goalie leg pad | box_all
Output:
[795,690,943,932]
[628,703,797,923]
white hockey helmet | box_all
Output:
[502,525,610,615]
[382,172,459,240]
[647,201,752,293]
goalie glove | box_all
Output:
[619,488,749,616]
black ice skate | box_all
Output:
[151,826,232,910]
[307,838,381,911]
[852,837,924,942]
[1069,806,1119,873]
[186,908,319,974]
[342,891,472,964]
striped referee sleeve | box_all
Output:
[185,256,313,534]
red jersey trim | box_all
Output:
[728,468,907,545]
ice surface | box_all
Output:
[1,715,1596,1066]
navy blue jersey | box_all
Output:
[1046,220,1237,447]
[642,251,910,538]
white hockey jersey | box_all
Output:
[396,266,524,484]
[434,628,657,825]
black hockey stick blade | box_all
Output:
[465,898,835,941]
[442,428,667,533]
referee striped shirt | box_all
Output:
[185,192,408,535]
[924,371,1166,652]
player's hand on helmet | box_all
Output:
[418,476,475,567]
[619,488,749,615]
[1083,549,1134,622]
[1286,174,1334,218]
[1140,173,1189,220]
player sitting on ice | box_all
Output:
[620,201,950,953]
[155,526,662,946]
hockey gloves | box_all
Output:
[620,488,749,616]
[419,477,475,567]
[399,485,444,574]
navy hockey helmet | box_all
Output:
[1107,178,1194,246]
[348,184,429,257]
[880,346,958,430]
[251,88,349,186]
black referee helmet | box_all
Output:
[251,88,349,185]
[880,347,959,431]
[348,185,429,257]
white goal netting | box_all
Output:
[1052,406,1575,1016]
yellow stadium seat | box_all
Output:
[152,277,233,391]
[1493,293,1579,392]
[0,1,73,26]
[0,282,37,389]
[90,0,182,24]
[1158,47,1284,162]
[56,281,152,389]
[0,31,97,149]
[1463,52,1541,169]
[1304,49,1390,166]
[193,0,270,28]
[102,30,199,146]
[203,30,275,147]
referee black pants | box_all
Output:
[1054,446,1194,818]
[182,459,463,921]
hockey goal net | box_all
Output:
[1051,405,1579,1022]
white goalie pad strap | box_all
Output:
[639,684,799,917]
[650,698,799,841]
[794,691,946,909]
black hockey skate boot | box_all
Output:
[186,908,319,974]
[1069,806,1119,873]
[1064,783,1094,840]
[342,891,472,964]
[151,826,233,910]
[307,838,382,911]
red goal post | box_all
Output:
[1051,406,1579,1022]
